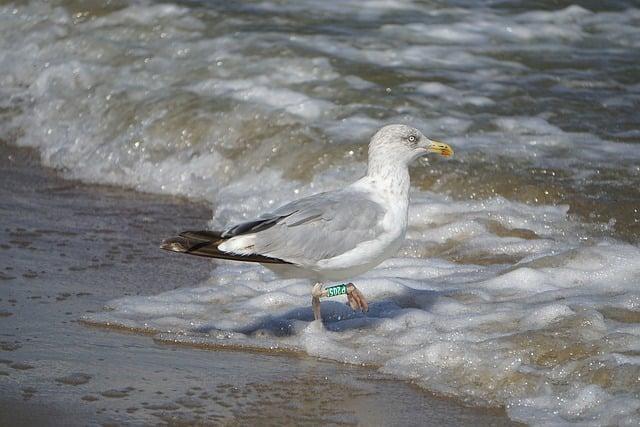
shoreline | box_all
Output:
[0,141,517,425]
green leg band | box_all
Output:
[325,284,348,298]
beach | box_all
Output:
[1,1,639,424]
[0,142,515,425]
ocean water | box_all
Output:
[1,0,639,425]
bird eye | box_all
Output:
[408,135,417,143]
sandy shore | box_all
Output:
[0,142,517,426]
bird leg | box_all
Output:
[311,282,324,321]
[345,283,369,312]
[311,282,369,321]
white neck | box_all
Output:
[365,153,411,199]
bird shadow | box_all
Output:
[192,287,441,337]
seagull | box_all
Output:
[161,124,453,322]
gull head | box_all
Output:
[368,124,453,166]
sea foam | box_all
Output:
[84,192,640,426]
[2,1,640,425]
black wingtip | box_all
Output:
[160,231,291,264]
[160,237,189,253]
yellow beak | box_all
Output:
[428,140,454,157]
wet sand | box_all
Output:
[0,142,517,426]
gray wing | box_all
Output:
[222,189,386,265]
